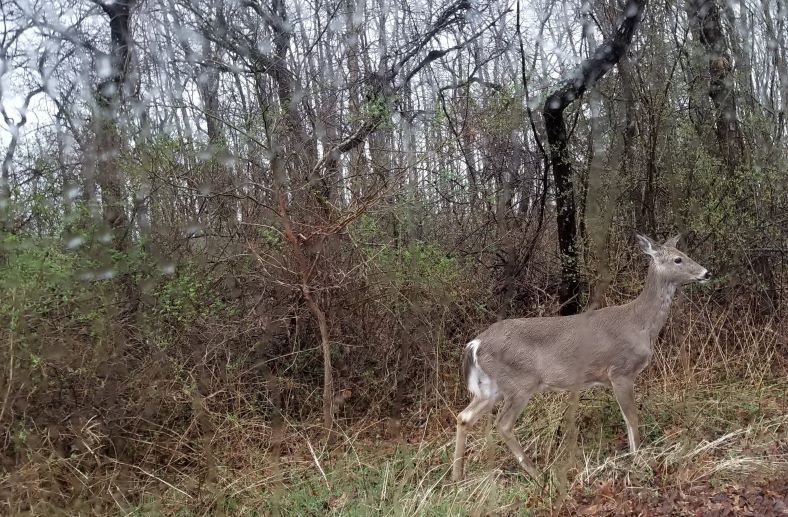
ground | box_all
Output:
[124,375,788,516]
[566,478,788,516]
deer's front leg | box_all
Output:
[611,379,639,453]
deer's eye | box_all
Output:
[674,257,682,264]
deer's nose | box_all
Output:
[703,271,711,280]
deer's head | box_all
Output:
[636,234,711,285]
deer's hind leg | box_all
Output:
[452,396,496,481]
[496,392,540,478]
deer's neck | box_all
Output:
[632,266,677,341]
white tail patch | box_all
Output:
[466,339,497,399]
[467,339,481,363]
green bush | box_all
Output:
[352,215,464,306]
[153,264,235,323]
[0,233,94,330]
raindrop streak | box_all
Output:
[185,223,203,237]
[97,270,116,280]
[65,185,81,200]
[77,271,96,282]
[66,236,85,249]
[97,55,113,78]
[258,39,272,54]
[198,183,213,196]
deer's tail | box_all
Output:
[462,339,496,399]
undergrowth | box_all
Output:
[1,233,785,516]
[114,375,787,516]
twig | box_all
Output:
[305,437,330,489]
[109,459,193,499]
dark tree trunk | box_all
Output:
[94,0,137,251]
[543,0,647,315]
[687,0,746,170]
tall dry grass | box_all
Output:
[1,273,785,515]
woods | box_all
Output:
[1,0,786,514]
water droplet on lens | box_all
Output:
[66,236,85,249]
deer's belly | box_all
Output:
[540,378,609,392]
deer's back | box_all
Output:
[473,308,650,392]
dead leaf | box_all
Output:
[326,492,348,510]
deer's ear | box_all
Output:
[663,234,681,248]
[635,233,659,257]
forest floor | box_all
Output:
[136,374,788,516]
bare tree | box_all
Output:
[543,0,647,315]
[89,0,138,250]
[687,0,747,170]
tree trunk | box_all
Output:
[687,0,746,171]
[271,147,336,436]
[543,0,647,315]
[94,0,137,251]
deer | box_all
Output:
[452,234,711,481]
